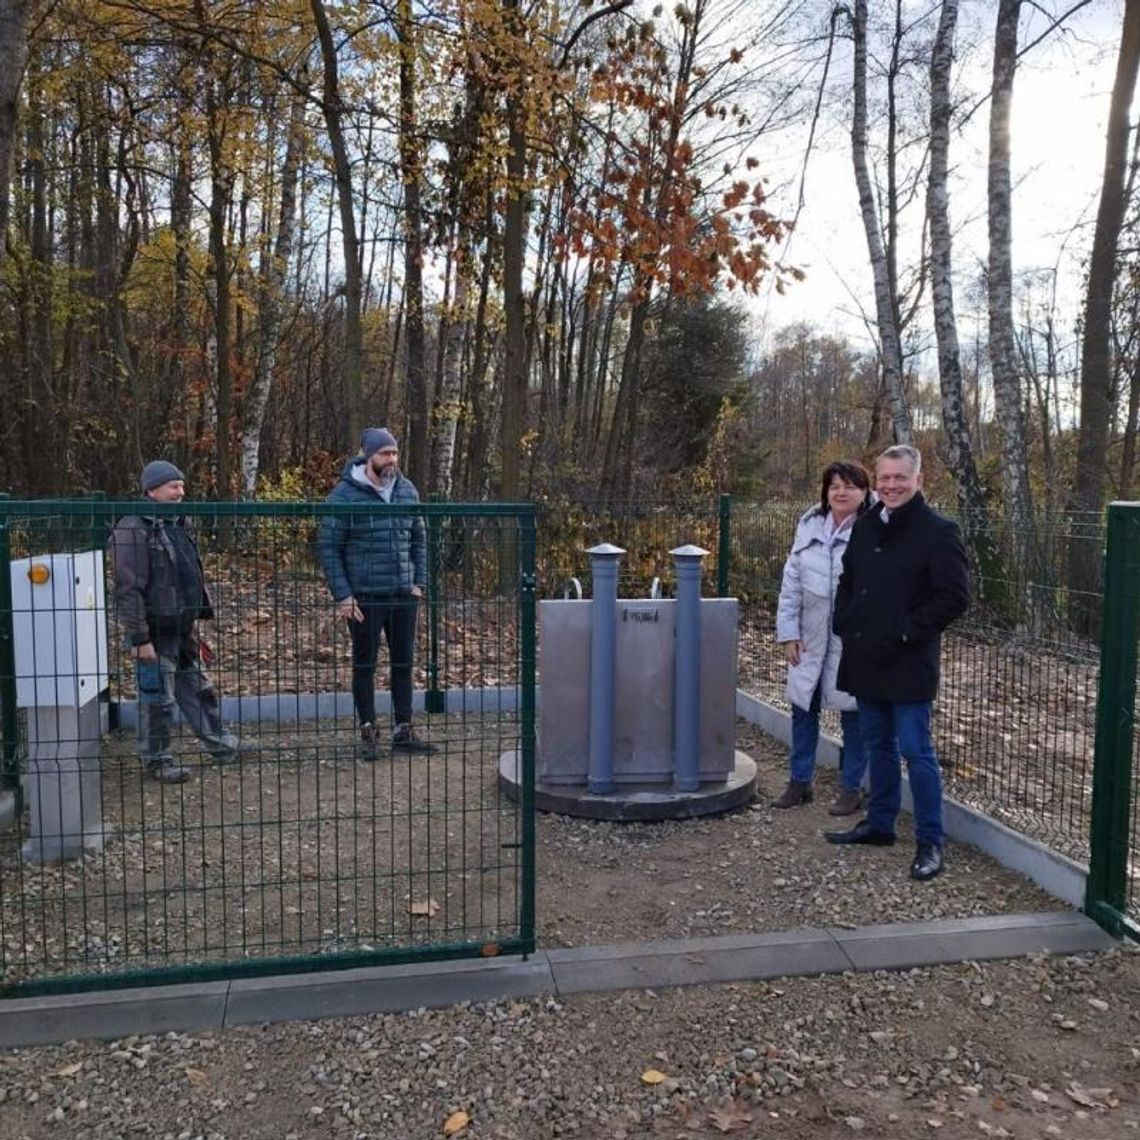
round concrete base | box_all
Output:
[497,750,758,821]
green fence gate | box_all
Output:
[0,497,536,996]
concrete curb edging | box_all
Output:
[0,912,1114,1049]
[736,691,1089,908]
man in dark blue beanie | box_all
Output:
[317,428,434,759]
[361,427,398,460]
[108,461,245,782]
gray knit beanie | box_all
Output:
[141,460,185,493]
[361,427,398,460]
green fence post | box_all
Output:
[717,493,732,597]
[425,507,444,714]
[518,507,537,954]
[0,494,20,801]
[1086,502,1140,937]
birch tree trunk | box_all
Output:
[1066,0,1140,635]
[429,252,468,498]
[928,6,987,516]
[241,88,306,499]
[0,0,29,268]
[928,0,1008,611]
[987,0,1035,542]
[850,0,911,444]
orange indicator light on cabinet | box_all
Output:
[27,564,50,585]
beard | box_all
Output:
[371,457,398,486]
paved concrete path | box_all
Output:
[0,911,1114,1049]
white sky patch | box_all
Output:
[747,2,1129,357]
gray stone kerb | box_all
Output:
[0,912,1114,1049]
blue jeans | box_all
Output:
[858,698,943,846]
[789,684,867,791]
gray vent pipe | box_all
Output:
[671,544,708,791]
[586,543,624,794]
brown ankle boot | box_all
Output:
[828,788,863,816]
[772,779,813,809]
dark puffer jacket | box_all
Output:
[109,510,213,645]
[833,493,969,703]
[317,460,426,602]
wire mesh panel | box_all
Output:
[0,499,535,995]
[534,499,723,599]
[729,499,1104,863]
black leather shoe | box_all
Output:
[824,818,896,846]
[910,843,944,881]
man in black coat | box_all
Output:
[824,445,970,881]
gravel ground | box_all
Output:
[2,949,1138,1139]
[3,721,1133,1139]
[538,723,1061,946]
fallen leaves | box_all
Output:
[184,1067,209,1087]
[1066,1083,1117,1109]
[54,1062,83,1078]
[409,897,441,917]
[640,1068,667,1085]
[443,1108,469,1134]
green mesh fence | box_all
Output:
[533,498,723,600]
[0,499,536,996]
[0,492,1125,992]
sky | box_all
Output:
[746,1,1128,357]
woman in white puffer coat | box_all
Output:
[773,460,873,813]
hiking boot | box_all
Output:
[360,723,380,762]
[772,779,813,809]
[209,737,253,766]
[146,757,191,784]
[828,787,863,816]
[392,724,436,754]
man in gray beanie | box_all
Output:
[318,427,434,759]
[108,461,244,782]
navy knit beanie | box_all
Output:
[141,460,185,493]
[361,427,398,460]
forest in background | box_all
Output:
[0,0,1138,614]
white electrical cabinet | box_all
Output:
[11,550,109,709]
[8,549,109,861]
